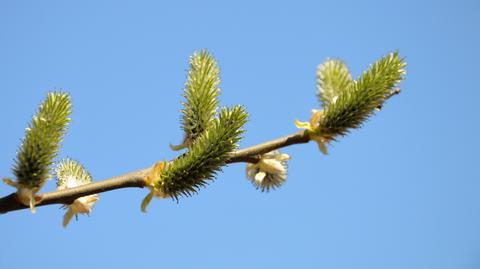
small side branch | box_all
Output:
[0,130,310,214]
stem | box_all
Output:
[0,130,310,214]
[0,89,400,214]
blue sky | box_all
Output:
[1,1,479,268]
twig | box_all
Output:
[377,88,401,110]
[0,89,400,214]
[0,130,310,214]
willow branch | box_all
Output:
[0,130,310,214]
[0,86,400,214]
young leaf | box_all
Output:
[172,49,221,150]
[245,150,290,192]
[317,52,406,137]
[56,158,93,189]
[55,158,98,228]
[13,92,71,189]
[3,92,71,212]
[316,59,353,107]
[161,106,247,200]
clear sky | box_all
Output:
[1,1,479,268]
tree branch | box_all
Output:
[0,130,310,214]
[0,87,401,214]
